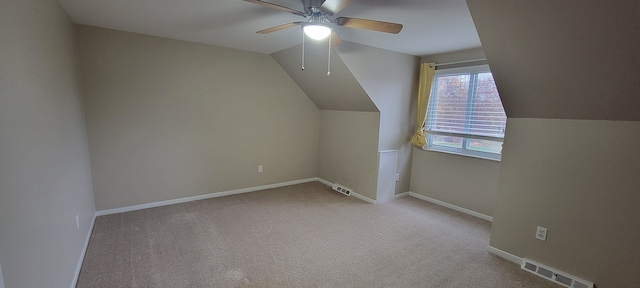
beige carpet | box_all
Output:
[77,181,562,287]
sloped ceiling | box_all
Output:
[271,41,378,112]
[466,0,640,121]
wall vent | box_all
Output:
[331,183,352,196]
[521,259,594,288]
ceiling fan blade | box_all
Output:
[320,0,354,15]
[256,22,302,34]
[335,17,403,34]
[330,31,342,47]
[243,0,305,16]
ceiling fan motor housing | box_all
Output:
[246,0,403,37]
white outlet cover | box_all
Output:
[536,226,548,241]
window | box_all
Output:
[425,65,506,160]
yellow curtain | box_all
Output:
[411,63,436,147]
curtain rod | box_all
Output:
[429,58,487,68]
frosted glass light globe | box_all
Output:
[303,24,331,40]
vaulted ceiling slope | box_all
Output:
[272,42,378,112]
[467,0,640,121]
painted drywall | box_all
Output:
[491,118,640,287]
[0,0,96,287]
[336,42,420,195]
[466,1,640,286]
[318,110,380,201]
[410,149,499,217]
[77,25,320,210]
[271,42,378,112]
[273,41,419,198]
[467,0,640,121]
[409,47,499,217]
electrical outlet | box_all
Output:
[536,226,547,241]
[75,214,80,229]
[258,165,263,173]
[395,173,400,181]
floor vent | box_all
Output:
[521,259,594,288]
[331,183,352,196]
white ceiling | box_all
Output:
[59,0,481,56]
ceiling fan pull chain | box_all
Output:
[301,31,305,71]
[327,34,331,76]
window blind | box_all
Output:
[426,72,506,139]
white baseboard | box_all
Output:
[394,192,410,199]
[71,213,96,288]
[96,178,320,216]
[315,177,333,187]
[351,192,377,204]
[407,192,493,222]
[487,245,523,265]
[316,178,377,204]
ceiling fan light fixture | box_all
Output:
[303,24,332,40]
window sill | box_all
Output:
[417,146,502,162]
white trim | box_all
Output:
[315,177,333,187]
[487,245,523,265]
[394,192,410,199]
[71,213,96,288]
[407,192,493,222]
[351,192,377,205]
[316,177,377,204]
[96,178,319,216]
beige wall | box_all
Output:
[410,149,500,217]
[467,1,640,286]
[274,41,420,197]
[77,26,320,211]
[337,42,420,195]
[0,0,96,287]
[318,110,380,200]
[409,47,499,217]
[491,118,640,287]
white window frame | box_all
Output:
[424,65,506,161]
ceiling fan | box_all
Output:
[243,0,403,46]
